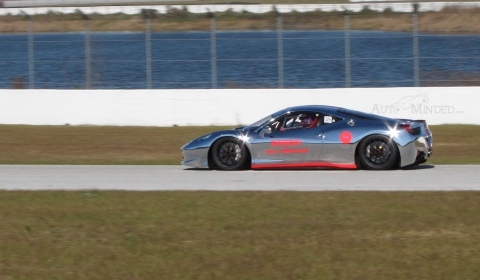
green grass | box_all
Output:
[0,125,231,165]
[429,125,480,164]
[1,191,479,279]
[0,124,478,165]
[0,125,479,278]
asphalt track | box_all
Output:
[0,165,479,191]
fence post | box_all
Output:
[277,9,284,89]
[143,9,153,89]
[85,18,91,89]
[344,10,351,88]
[21,12,34,89]
[76,10,92,89]
[209,10,217,89]
[412,3,420,87]
[77,11,92,89]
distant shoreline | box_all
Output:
[1,6,479,34]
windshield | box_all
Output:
[244,115,273,129]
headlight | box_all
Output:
[198,134,211,140]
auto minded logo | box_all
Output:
[371,94,465,115]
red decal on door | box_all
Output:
[267,140,308,154]
[339,131,352,144]
[270,140,302,147]
[278,149,309,154]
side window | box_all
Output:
[271,112,320,132]
[321,114,342,125]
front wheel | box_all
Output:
[211,137,248,170]
[358,135,398,170]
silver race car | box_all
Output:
[181,105,432,170]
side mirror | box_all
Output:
[262,126,272,135]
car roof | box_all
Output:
[275,105,391,121]
[281,105,342,115]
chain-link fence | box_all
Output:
[1,2,479,89]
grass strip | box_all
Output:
[0,124,478,165]
[0,191,479,279]
[0,125,230,165]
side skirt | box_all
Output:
[251,162,357,169]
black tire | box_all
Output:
[358,135,399,170]
[211,137,248,170]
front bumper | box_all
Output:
[181,147,209,168]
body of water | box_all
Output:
[1,30,479,89]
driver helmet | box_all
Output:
[301,117,313,127]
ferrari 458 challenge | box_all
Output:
[181,105,432,170]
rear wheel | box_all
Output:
[211,137,248,170]
[358,135,398,170]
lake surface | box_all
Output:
[1,30,479,89]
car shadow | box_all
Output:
[183,168,211,171]
[401,164,435,170]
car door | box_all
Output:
[251,111,324,167]
[317,115,357,165]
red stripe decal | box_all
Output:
[251,162,357,169]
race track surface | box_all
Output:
[0,165,478,191]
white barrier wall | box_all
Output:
[0,87,478,126]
